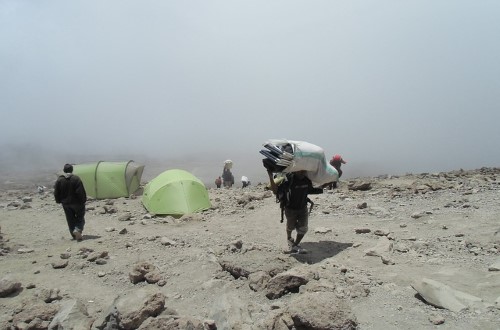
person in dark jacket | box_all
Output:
[222,168,234,188]
[54,164,87,241]
[267,170,323,254]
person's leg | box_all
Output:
[74,204,85,232]
[62,205,76,238]
[295,233,305,245]
[285,208,300,250]
[293,207,309,253]
[72,204,85,241]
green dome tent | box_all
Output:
[142,169,211,216]
[73,161,145,199]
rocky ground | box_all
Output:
[0,167,499,329]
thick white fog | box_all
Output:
[1,1,500,186]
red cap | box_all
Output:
[333,154,346,164]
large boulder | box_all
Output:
[209,292,252,330]
[265,267,317,300]
[48,299,94,330]
[262,291,357,329]
[412,278,485,312]
[219,251,295,279]
[0,277,22,297]
[11,302,59,329]
[94,286,166,330]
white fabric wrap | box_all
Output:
[266,139,339,185]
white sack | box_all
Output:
[266,139,339,185]
[224,160,233,169]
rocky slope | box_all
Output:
[0,167,499,329]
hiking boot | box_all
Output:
[291,245,308,254]
[73,230,83,242]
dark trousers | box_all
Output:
[62,204,86,237]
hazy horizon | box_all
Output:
[2,1,500,185]
[0,142,496,190]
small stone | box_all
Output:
[429,315,445,325]
[381,255,395,265]
[204,319,217,330]
[18,248,34,254]
[314,227,332,234]
[357,202,368,209]
[51,260,68,269]
[118,212,132,221]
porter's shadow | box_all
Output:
[290,240,353,264]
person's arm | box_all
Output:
[54,180,61,203]
[75,179,87,203]
[267,170,277,195]
[308,180,323,195]
[309,187,323,195]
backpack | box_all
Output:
[275,174,314,223]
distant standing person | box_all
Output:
[222,168,234,188]
[329,154,347,189]
[54,164,87,241]
[267,169,323,253]
[241,176,250,188]
[215,176,222,188]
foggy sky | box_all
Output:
[1,0,500,184]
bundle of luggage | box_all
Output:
[260,142,294,173]
[260,139,339,185]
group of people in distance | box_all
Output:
[214,162,250,189]
[53,153,346,255]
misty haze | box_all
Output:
[1,1,499,185]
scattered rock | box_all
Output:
[314,227,332,234]
[51,260,69,269]
[364,237,393,257]
[357,202,368,209]
[348,182,372,191]
[48,299,94,329]
[94,286,166,330]
[412,278,485,312]
[129,261,157,284]
[0,277,22,297]
[38,288,62,303]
